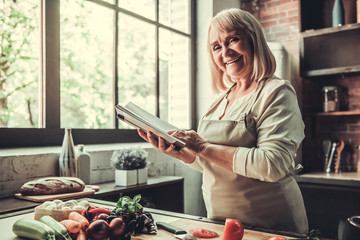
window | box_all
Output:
[0,0,195,147]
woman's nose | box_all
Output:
[222,46,232,57]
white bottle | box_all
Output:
[76,144,91,184]
[59,128,77,177]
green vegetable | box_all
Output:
[12,218,56,240]
[114,194,143,214]
[39,215,72,240]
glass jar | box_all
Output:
[322,86,339,112]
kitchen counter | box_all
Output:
[296,172,360,187]
[0,198,304,240]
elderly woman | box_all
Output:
[139,8,308,234]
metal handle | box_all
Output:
[348,216,360,229]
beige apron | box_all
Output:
[196,82,308,234]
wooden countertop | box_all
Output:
[0,198,303,240]
[296,172,360,187]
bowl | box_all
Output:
[34,205,84,222]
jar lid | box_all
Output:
[322,86,338,92]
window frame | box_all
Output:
[0,0,197,148]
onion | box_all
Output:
[109,217,126,236]
[87,219,110,240]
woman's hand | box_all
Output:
[137,129,196,163]
[169,129,209,154]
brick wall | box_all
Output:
[241,0,300,58]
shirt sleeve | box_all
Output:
[233,80,305,182]
[185,155,204,172]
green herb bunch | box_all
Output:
[113,194,143,214]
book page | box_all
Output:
[125,102,178,132]
[115,103,186,150]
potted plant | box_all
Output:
[111,148,149,186]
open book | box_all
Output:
[115,102,186,150]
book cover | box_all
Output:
[115,102,186,150]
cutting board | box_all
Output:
[14,185,99,202]
[131,218,284,240]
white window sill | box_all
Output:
[0,142,152,157]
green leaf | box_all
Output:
[113,195,143,213]
[133,194,141,203]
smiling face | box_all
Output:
[209,27,253,81]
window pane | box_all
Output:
[159,29,190,129]
[117,14,156,129]
[60,0,114,129]
[0,1,40,128]
[159,0,190,34]
[118,0,155,21]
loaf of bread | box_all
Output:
[20,177,85,195]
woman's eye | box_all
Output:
[229,37,239,43]
[213,45,221,51]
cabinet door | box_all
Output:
[299,183,360,239]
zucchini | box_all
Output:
[12,218,56,240]
[39,215,72,240]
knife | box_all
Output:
[156,222,198,240]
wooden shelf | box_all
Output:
[314,110,360,117]
[303,64,360,77]
[300,24,360,77]
[302,23,360,37]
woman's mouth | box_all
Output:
[225,56,242,65]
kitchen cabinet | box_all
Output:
[0,176,184,215]
[93,176,184,213]
[296,173,360,239]
[299,3,360,239]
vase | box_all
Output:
[137,168,148,184]
[332,0,344,26]
[59,128,77,177]
[115,169,137,186]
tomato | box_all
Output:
[189,228,219,238]
[222,218,244,240]
[267,236,287,240]
[89,208,112,216]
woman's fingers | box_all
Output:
[146,131,159,147]
[137,129,149,141]
[138,129,177,153]
[158,136,167,151]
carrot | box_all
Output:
[60,219,81,233]
[76,229,86,240]
[68,211,89,230]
